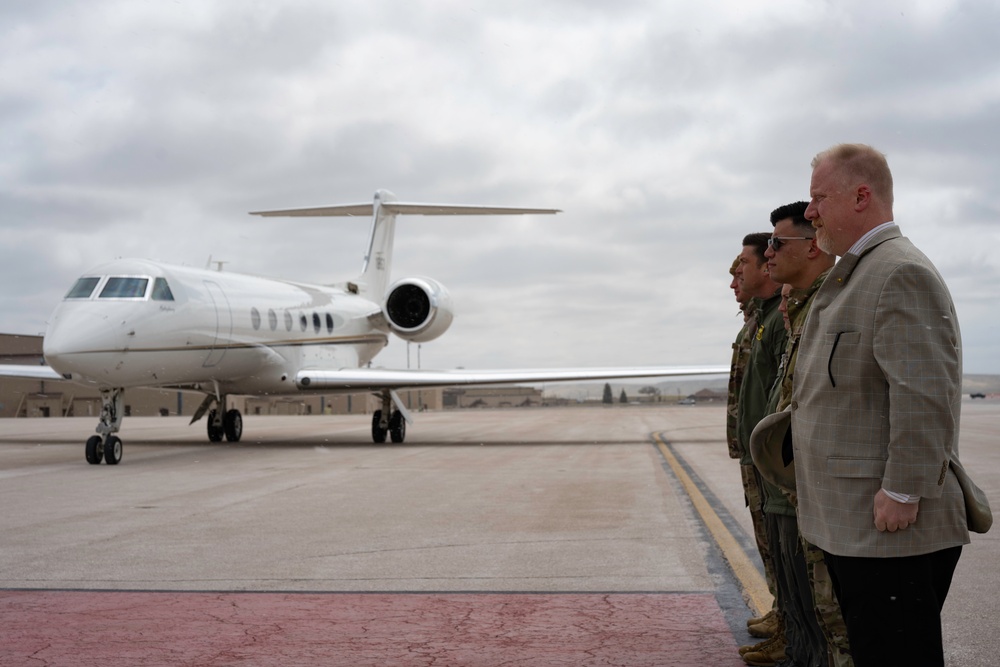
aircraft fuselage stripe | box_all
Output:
[61,335,388,356]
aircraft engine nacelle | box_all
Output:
[382,277,454,343]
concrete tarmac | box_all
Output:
[1,403,996,666]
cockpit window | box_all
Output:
[99,277,149,299]
[151,277,175,301]
[65,277,100,299]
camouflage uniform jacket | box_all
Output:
[726,312,754,459]
[737,291,786,468]
[761,269,831,516]
[774,269,831,412]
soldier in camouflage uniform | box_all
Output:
[728,256,780,633]
[775,274,853,667]
[751,201,851,667]
[733,235,790,665]
[727,256,747,460]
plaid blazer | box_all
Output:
[790,225,970,557]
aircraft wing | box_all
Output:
[296,365,730,391]
[0,364,65,381]
[0,362,728,391]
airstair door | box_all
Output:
[203,280,232,368]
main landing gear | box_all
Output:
[191,392,243,443]
[207,408,243,443]
[85,388,125,465]
[371,390,406,443]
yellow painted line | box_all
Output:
[654,432,773,616]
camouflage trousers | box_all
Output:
[802,536,854,667]
[740,464,778,602]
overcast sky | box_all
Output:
[2,0,998,376]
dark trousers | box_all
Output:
[822,546,962,667]
[767,512,826,667]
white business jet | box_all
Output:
[0,190,727,464]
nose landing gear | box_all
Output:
[85,388,125,465]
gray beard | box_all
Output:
[816,229,836,256]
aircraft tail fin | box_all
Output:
[251,190,560,297]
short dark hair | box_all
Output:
[769,200,813,235]
[770,201,809,226]
[742,232,771,265]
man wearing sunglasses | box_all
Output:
[790,144,969,667]
[749,202,845,667]
[733,232,789,664]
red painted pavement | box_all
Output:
[0,590,745,666]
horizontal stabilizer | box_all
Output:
[250,191,559,298]
[250,203,561,217]
[295,365,729,391]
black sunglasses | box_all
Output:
[767,236,814,251]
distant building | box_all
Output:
[443,386,543,409]
[692,388,726,403]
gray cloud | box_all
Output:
[2,0,998,372]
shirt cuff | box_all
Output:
[883,489,921,504]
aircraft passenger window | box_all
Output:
[312,313,320,333]
[151,277,175,301]
[326,313,334,333]
[284,311,293,332]
[99,277,149,299]
[299,314,307,332]
[268,309,277,331]
[251,308,261,330]
[65,277,100,299]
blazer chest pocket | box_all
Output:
[826,457,885,479]
[826,330,860,388]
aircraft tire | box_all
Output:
[207,410,224,442]
[85,435,103,465]
[389,410,406,443]
[224,409,243,442]
[104,436,122,465]
[371,410,388,443]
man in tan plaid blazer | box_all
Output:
[790,144,969,667]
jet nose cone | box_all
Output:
[43,305,123,374]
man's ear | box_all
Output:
[854,185,872,212]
